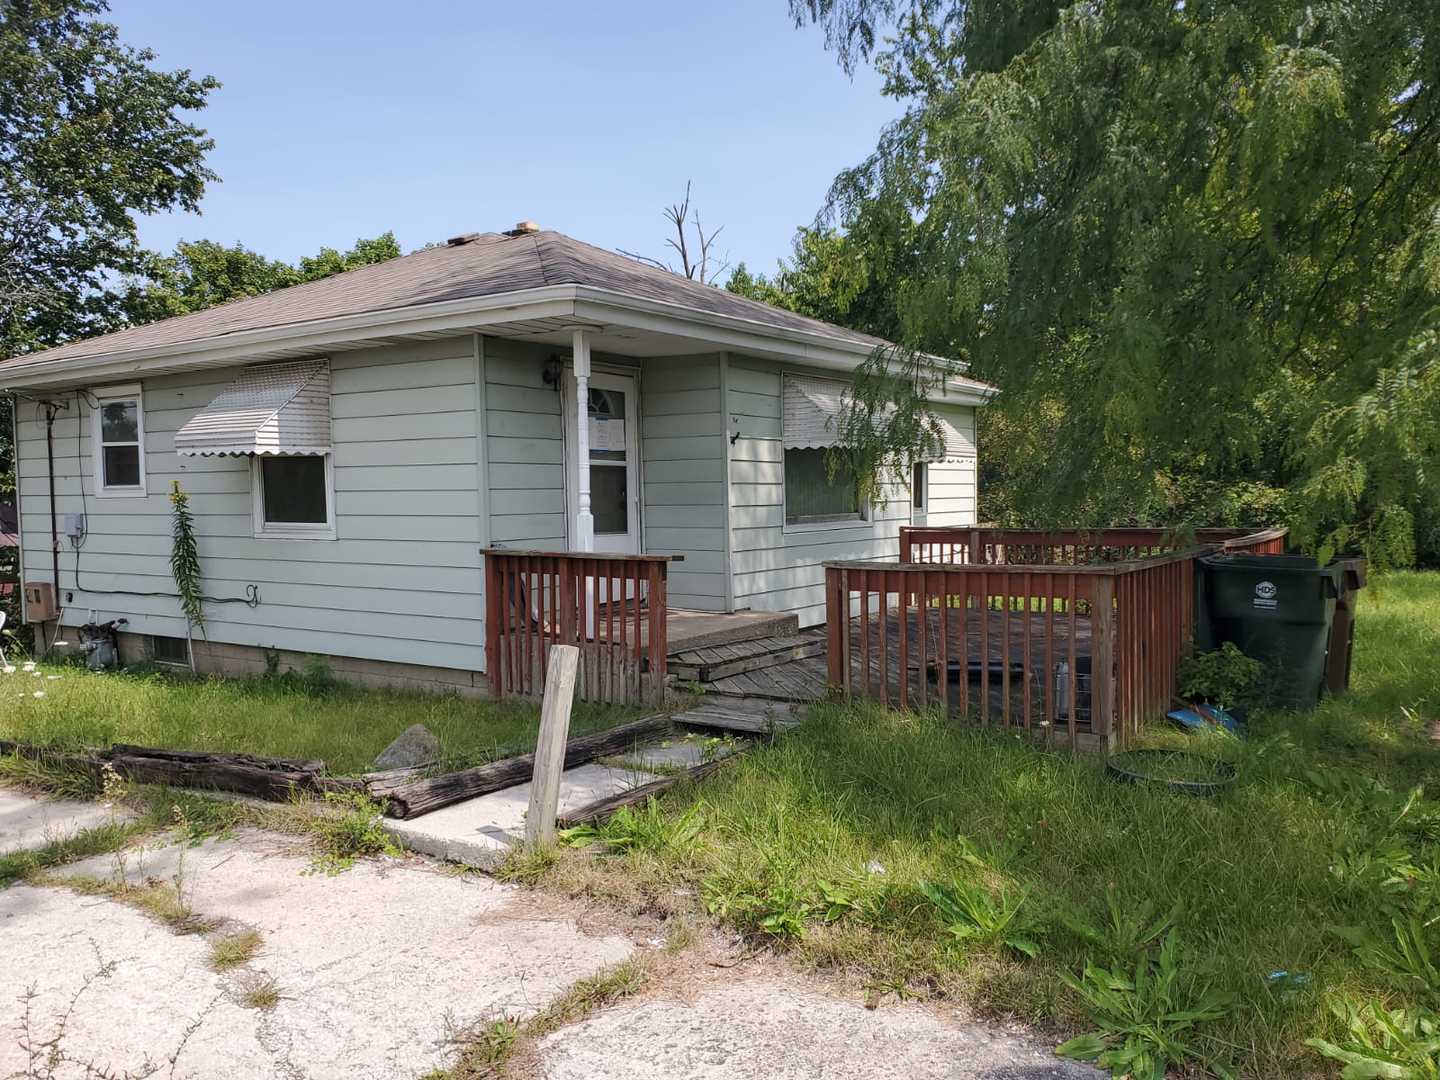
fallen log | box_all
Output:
[372,713,671,819]
[558,756,727,829]
[102,745,326,801]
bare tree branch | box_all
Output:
[618,180,730,284]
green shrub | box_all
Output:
[1177,643,1263,708]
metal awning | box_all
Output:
[174,359,331,457]
[781,374,973,461]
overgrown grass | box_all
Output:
[542,571,1440,1078]
[0,659,645,774]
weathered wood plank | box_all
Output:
[558,758,726,828]
[371,714,671,819]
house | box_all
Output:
[1,222,992,694]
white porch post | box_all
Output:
[572,328,595,553]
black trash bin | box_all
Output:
[1197,554,1343,710]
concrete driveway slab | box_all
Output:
[0,788,131,853]
[0,883,275,1078]
[11,830,632,1080]
[537,982,1100,1080]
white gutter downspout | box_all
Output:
[571,328,594,553]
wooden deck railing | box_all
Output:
[826,527,1288,747]
[898,526,1287,566]
[483,549,676,706]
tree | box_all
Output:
[121,232,402,325]
[727,224,905,340]
[790,0,1440,566]
[0,0,219,355]
[620,182,730,284]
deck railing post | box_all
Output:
[1091,575,1117,750]
[484,552,502,698]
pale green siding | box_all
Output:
[723,356,978,626]
[483,337,567,549]
[17,336,486,670]
[640,354,728,611]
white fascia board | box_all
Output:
[0,287,581,390]
[570,290,995,405]
[0,281,996,404]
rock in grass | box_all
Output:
[372,725,441,770]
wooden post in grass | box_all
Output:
[525,644,579,848]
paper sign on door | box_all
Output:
[589,417,626,452]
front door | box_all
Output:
[564,369,641,553]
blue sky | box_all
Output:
[116,0,902,280]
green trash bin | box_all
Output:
[1197,554,1343,710]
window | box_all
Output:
[149,635,190,665]
[912,461,928,513]
[783,448,864,525]
[253,454,335,538]
[93,385,145,496]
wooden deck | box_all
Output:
[677,609,1095,730]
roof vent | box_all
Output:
[506,220,540,236]
[446,232,481,246]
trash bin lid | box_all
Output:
[1199,554,1342,582]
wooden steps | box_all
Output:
[670,632,827,683]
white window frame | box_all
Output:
[912,460,929,516]
[91,383,147,498]
[251,453,337,540]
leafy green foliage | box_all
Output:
[919,879,1040,957]
[1307,999,1440,1080]
[789,0,1440,567]
[0,0,219,356]
[1332,911,1440,1005]
[168,480,203,636]
[121,233,402,326]
[1177,644,1263,709]
[1056,932,1236,1080]
[1061,890,1180,970]
[562,799,705,856]
[306,791,401,875]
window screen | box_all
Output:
[260,456,328,525]
[784,448,861,524]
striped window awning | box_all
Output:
[781,374,974,461]
[174,359,331,457]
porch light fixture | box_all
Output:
[542,355,564,392]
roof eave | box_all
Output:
[0,283,996,405]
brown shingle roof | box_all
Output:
[5,230,898,368]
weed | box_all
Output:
[306,791,401,874]
[562,799,704,856]
[920,879,1041,957]
[494,843,559,885]
[238,973,282,1011]
[1056,931,1235,1080]
[443,960,646,1078]
[1306,998,1440,1079]
[1334,909,1440,1004]
[209,929,263,971]
[703,875,808,940]
[0,751,103,799]
[528,958,647,1037]
[0,820,138,887]
[1061,889,1179,969]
